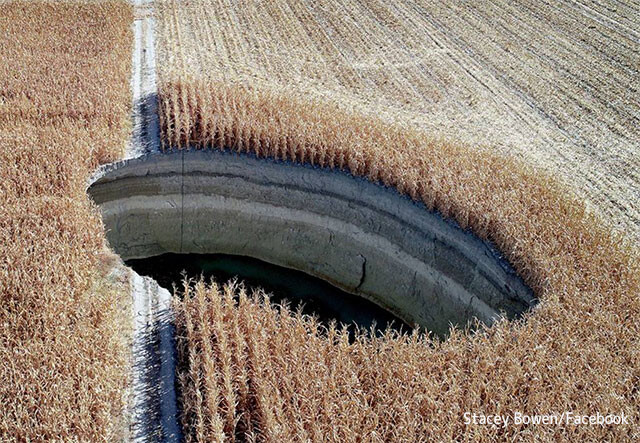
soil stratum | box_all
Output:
[0,0,638,440]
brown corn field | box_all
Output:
[0,1,133,439]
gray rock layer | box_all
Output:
[89,149,535,336]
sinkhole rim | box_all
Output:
[88,148,537,337]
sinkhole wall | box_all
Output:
[88,150,535,335]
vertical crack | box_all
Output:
[356,254,367,291]
[179,149,185,253]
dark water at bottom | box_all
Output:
[127,253,407,335]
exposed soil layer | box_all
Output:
[89,149,535,337]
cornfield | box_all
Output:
[159,0,640,441]
[0,1,132,439]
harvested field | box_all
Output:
[158,0,640,441]
[0,1,132,439]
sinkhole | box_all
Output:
[88,149,537,337]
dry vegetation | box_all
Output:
[176,271,640,442]
[0,2,132,439]
[158,0,640,441]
